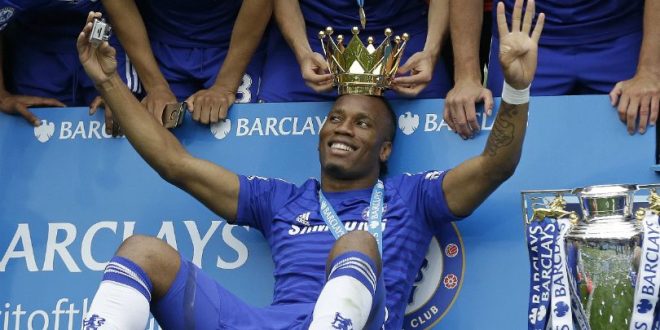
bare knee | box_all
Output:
[327,231,381,276]
[116,235,180,300]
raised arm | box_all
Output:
[609,0,660,135]
[77,12,240,222]
[101,0,177,124]
[275,0,333,93]
[444,0,494,140]
[443,0,544,216]
[392,0,448,97]
[186,0,272,124]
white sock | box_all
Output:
[84,281,150,329]
[83,257,152,329]
[309,252,378,330]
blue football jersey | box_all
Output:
[301,0,427,32]
[235,170,462,329]
[0,0,102,48]
[136,0,243,47]
[496,0,644,45]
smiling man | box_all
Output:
[77,0,544,328]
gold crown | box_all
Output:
[319,27,409,96]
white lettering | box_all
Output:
[88,121,102,139]
[59,122,73,139]
[0,224,37,272]
[43,223,80,272]
[265,117,279,136]
[81,221,117,271]
[185,221,221,268]
[71,122,86,139]
[216,225,249,270]
[248,118,263,136]
[236,118,250,136]
[156,221,178,250]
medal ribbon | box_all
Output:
[319,180,384,254]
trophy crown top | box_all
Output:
[319,26,409,96]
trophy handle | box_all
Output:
[521,189,574,225]
[635,185,660,219]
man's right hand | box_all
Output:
[0,93,65,127]
[141,85,177,125]
[77,12,118,87]
[444,79,494,140]
[299,51,333,93]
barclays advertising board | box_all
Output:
[0,96,656,329]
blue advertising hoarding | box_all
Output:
[0,95,656,329]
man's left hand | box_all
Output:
[610,71,660,135]
[392,50,435,97]
[185,85,236,124]
[497,0,545,90]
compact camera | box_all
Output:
[89,18,112,46]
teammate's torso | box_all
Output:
[136,0,242,47]
[1,0,101,48]
[266,178,435,330]
[300,0,428,32]
[497,0,644,45]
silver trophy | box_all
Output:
[522,184,660,329]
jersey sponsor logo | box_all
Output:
[404,223,464,329]
[288,219,387,236]
[0,7,14,31]
[398,112,419,135]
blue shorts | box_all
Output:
[150,41,264,103]
[6,36,138,106]
[486,31,642,95]
[258,27,451,102]
[153,257,387,329]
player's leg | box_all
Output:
[309,230,383,330]
[84,235,180,329]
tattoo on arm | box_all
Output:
[485,103,519,156]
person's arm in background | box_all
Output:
[185,0,272,124]
[392,0,449,97]
[443,0,543,216]
[0,32,66,126]
[101,0,176,124]
[275,0,333,93]
[444,0,494,140]
[78,12,241,222]
[610,0,660,135]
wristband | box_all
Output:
[502,81,530,105]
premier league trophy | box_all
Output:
[522,184,660,330]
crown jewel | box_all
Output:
[319,27,409,96]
